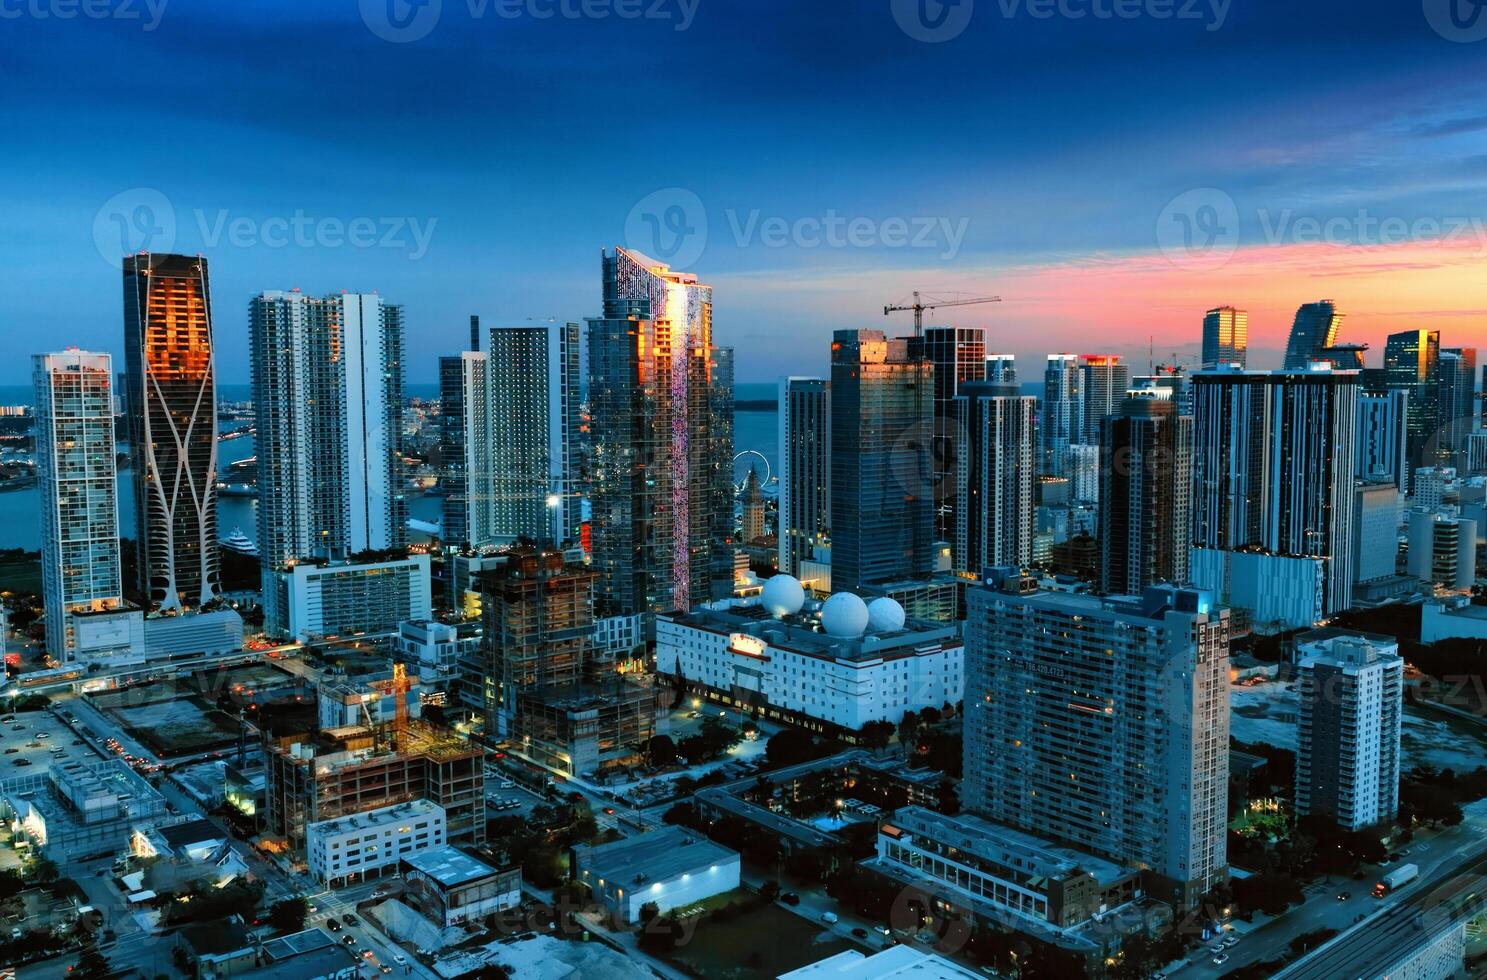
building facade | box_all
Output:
[830,330,935,591]
[1439,347,1477,473]
[1357,388,1410,492]
[122,252,220,611]
[306,799,445,886]
[1098,392,1192,596]
[1383,328,1441,470]
[1079,355,1130,444]
[1407,509,1477,591]
[955,381,1036,573]
[779,377,830,578]
[271,555,433,643]
[34,351,127,660]
[586,247,730,615]
[911,325,987,543]
[1281,300,1344,370]
[1294,630,1403,830]
[964,570,1230,909]
[1042,354,1084,477]
[1201,306,1248,368]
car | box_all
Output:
[3,748,16,755]
[1212,954,1229,966]
[781,893,800,906]
[325,919,341,932]
[1210,944,1226,955]
[14,759,31,767]
[603,807,616,815]
[1336,891,1351,901]
[393,954,407,965]
[10,725,22,731]
[36,733,48,739]
[1222,935,1239,947]
[343,935,357,946]
[380,967,392,975]
[362,950,374,959]
[820,912,838,924]
[343,913,359,926]
[851,927,869,938]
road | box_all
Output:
[1168,798,1487,978]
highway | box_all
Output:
[1277,847,1487,980]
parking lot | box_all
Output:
[0,704,103,777]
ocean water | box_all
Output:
[0,383,780,551]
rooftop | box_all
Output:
[307,798,442,838]
[157,817,224,851]
[403,844,505,887]
[260,926,337,960]
[663,604,959,664]
[572,826,739,888]
[781,947,980,979]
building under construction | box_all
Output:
[263,720,485,853]
[471,547,658,777]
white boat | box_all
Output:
[220,528,258,556]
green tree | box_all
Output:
[267,897,309,934]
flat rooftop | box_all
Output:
[403,844,504,887]
[664,605,959,664]
[573,826,738,887]
[781,947,980,979]
[261,926,336,960]
[308,798,442,837]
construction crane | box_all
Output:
[383,662,411,744]
[884,291,1001,337]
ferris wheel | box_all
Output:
[732,450,774,493]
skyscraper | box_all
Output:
[911,325,986,543]
[1098,391,1192,595]
[438,350,485,549]
[1080,354,1129,444]
[1295,631,1403,831]
[965,571,1230,909]
[1356,388,1410,492]
[587,247,729,615]
[779,377,830,578]
[1282,300,1344,369]
[1201,306,1247,369]
[250,290,406,570]
[1382,329,1441,470]
[830,329,934,591]
[1042,354,1084,477]
[1191,365,1360,614]
[1440,347,1477,472]
[35,351,126,658]
[955,381,1036,573]
[983,353,1016,385]
[122,252,220,611]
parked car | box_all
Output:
[343,914,359,926]
[325,919,341,932]
[851,927,868,938]
[781,893,800,906]
[1212,954,1229,966]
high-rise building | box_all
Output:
[983,353,1016,385]
[1066,443,1100,506]
[122,253,220,611]
[1356,388,1410,492]
[438,351,486,549]
[1318,344,1368,371]
[1440,348,1477,472]
[587,247,730,615]
[1191,365,1360,615]
[1201,306,1247,369]
[1079,355,1129,444]
[34,351,127,659]
[830,329,934,591]
[1042,354,1084,477]
[779,378,830,578]
[911,326,987,543]
[250,291,407,574]
[1282,300,1344,370]
[1098,391,1192,595]
[965,570,1230,909]
[708,347,737,587]
[1353,482,1401,587]
[1407,508,1477,591]
[1383,328,1441,469]
[955,381,1036,573]
[740,465,766,543]
[1294,631,1403,831]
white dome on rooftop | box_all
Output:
[821,592,870,638]
[761,575,806,618]
[867,597,906,633]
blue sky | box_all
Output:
[3,0,1487,384]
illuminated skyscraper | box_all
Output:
[1098,391,1192,595]
[1080,354,1129,444]
[831,329,934,591]
[122,253,219,611]
[439,350,485,549]
[1282,300,1344,370]
[1382,328,1441,469]
[1439,347,1477,472]
[779,377,830,578]
[911,325,986,542]
[983,353,1016,385]
[1042,354,1084,477]
[587,247,729,615]
[955,381,1036,573]
[1201,306,1247,369]
[34,351,126,658]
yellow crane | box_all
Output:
[884,291,1001,337]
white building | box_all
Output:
[316,672,423,730]
[572,826,740,924]
[1407,509,1477,591]
[1294,630,1403,831]
[1353,482,1402,585]
[594,613,645,661]
[272,555,433,642]
[306,798,445,886]
[34,351,127,661]
[781,946,981,980]
[395,619,480,683]
[402,845,521,927]
[1413,466,1457,510]
[1422,599,1487,643]
[655,591,962,733]
[1190,548,1325,631]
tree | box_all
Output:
[267,897,308,934]
[1232,872,1303,917]
[70,947,112,980]
[638,901,660,926]
[934,778,961,816]
[857,720,894,752]
[765,728,820,768]
[648,734,677,767]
